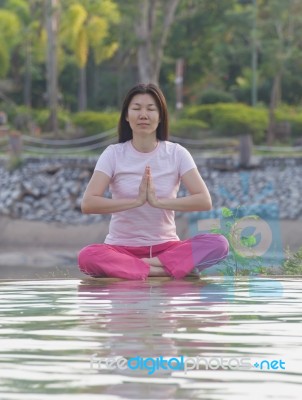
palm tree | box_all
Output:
[44,0,60,134]
[61,0,120,111]
[4,0,46,108]
[0,8,21,78]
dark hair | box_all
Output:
[118,83,169,143]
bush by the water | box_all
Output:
[275,106,302,139]
[3,106,120,136]
[198,88,236,105]
[3,106,71,132]
[182,103,268,143]
[33,108,71,130]
[2,101,301,145]
[282,246,302,275]
[72,111,119,135]
[169,119,209,139]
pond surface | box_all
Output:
[0,277,301,400]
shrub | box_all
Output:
[211,207,262,276]
[282,246,302,275]
[33,108,71,130]
[199,88,236,105]
[0,102,15,124]
[182,103,268,143]
[0,106,72,132]
[275,106,302,139]
[169,118,209,139]
[3,105,33,131]
[72,111,119,135]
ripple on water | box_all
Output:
[0,277,301,399]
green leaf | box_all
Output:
[221,207,233,218]
[240,235,257,247]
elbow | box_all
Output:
[204,199,212,211]
[81,198,90,214]
[201,195,212,211]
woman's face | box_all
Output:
[126,94,160,138]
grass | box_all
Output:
[254,149,302,157]
[280,246,302,275]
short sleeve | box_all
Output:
[94,145,115,178]
[177,144,197,176]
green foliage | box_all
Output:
[221,207,233,218]
[72,111,119,135]
[183,103,268,143]
[4,106,121,135]
[198,88,236,105]
[169,118,209,139]
[7,154,23,170]
[1,0,302,139]
[212,206,262,276]
[275,106,302,139]
[0,45,10,78]
[33,108,71,130]
[5,106,73,133]
[4,0,30,21]
[281,247,302,275]
[61,0,120,68]
[0,9,20,41]
[0,8,21,77]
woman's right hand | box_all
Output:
[136,166,149,206]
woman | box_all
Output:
[78,83,229,280]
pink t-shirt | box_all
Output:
[94,140,197,246]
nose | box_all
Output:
[139,109,148,118]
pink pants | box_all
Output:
[78,233,229,280]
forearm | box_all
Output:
[156,193,212,212]
[81,196,141,214]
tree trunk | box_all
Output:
[92,62,99,110]
[136,0,153,83]
[24,39,32,108]
[78,67,87,111]
[152,0,180,82]
[136,0,180,84]
[45,0,59,135]
[267,70,282,146]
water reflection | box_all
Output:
[77,278,231,357]
[77,278,232,399]
[0,277,300,399]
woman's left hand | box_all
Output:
[146,166,160,208]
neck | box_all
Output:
[131,136,158,153]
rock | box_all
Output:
[0,156,301,223]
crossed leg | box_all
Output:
[78,234,229,280]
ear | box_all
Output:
[125,114,129,122]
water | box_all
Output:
[0,277,301,399]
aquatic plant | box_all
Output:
[211,206,263,276]
[282,246,302,275]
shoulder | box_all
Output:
[100,141,128,155]
[161,141,191,157]
[160,140,181,152]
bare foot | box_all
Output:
[148,266,170,277]
[141,257,163,267]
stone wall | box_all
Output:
[0,156,301,224]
